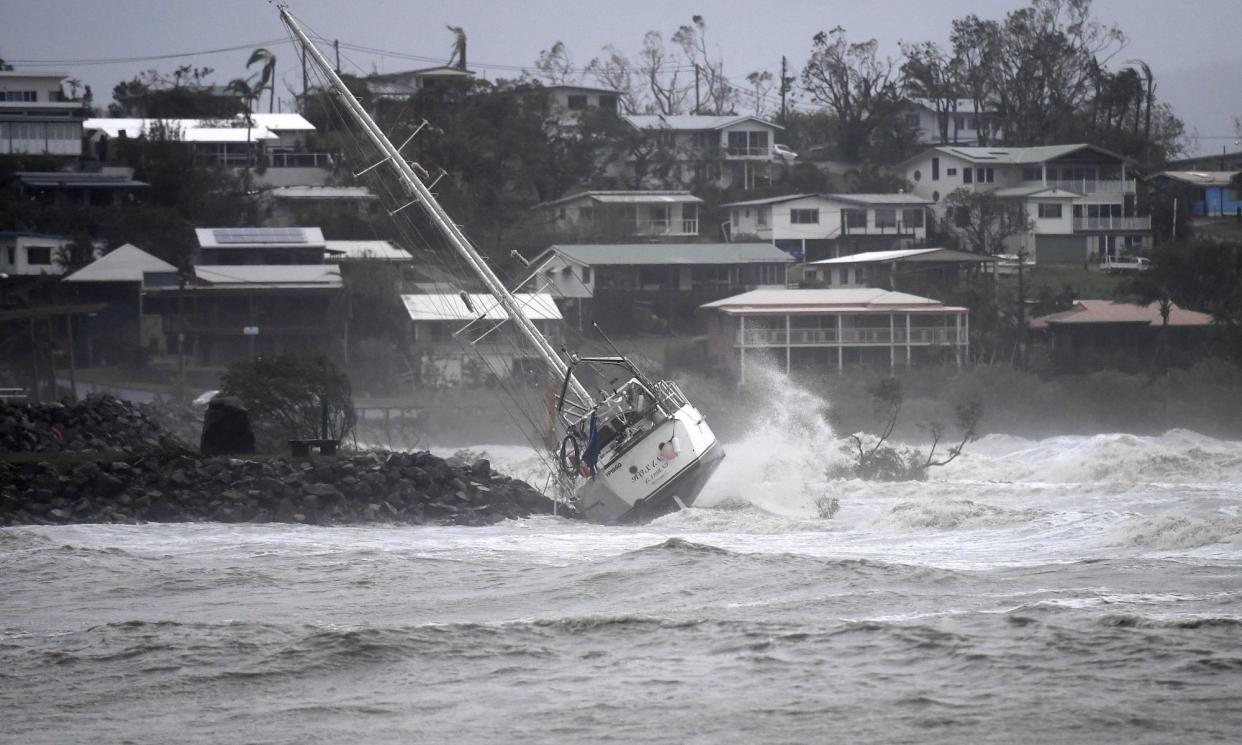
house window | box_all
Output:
[790,208,820,224]
[649,206,671,229]
[906,113,920,128]
[875,209,897,228]
[5,247,13,265]
[932,157,940,180]
[976,167,994,183]
[578,206,593,222]
[902,208,924,228]
[582,267,592,283]
[913,169,922,182]
[955,115,966,131]
[932,191,940,203]
[562,266,573,277]
[947,168,958,176]
[727,130,769,156]
[566,94,588,110]
[1022,166,1042,182]
[757,208,768,227]
[597,95,618,113]
[963,168,973,184]
[2,91,38,102]
[26,246,53,266]
[844,209,867,229]
[1038,203,1063,219]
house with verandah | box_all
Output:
[535,191,703,240]
[899,144,1152,263]
[723,193,932,262]
[702,288,970,382]
[615,114,785,191]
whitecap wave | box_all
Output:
[1106,513,1242,549]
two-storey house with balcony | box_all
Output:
[900,144,1151,263]
[0,71,86,159]
[535,191,702,240]
[618,114,784,190]
[723,193,932,262]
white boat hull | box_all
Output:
[575,404,724,524]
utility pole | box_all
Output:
[780,56,789,124]
[334,39,341,75]
[301,44,308,102]
[694,64,701,114]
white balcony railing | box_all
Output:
[1033,179,1136,194]
[740,326,963,346]
[1073,216,1151,231]
[636,219,699,236]
[725,146,770,157]
[268,151,335,168]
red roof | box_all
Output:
[1030,300,1213,329]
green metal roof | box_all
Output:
[548,243,794,266]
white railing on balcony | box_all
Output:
[268,151,335,168]
[1073,216,1151,231]
[636,219,699,236]
[725,146,770,157]
[740,326,962,346]
[1033,179,1136,194]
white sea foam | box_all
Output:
[1106,513,1242,549]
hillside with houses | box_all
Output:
[2,0,1241,438]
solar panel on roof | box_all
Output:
[212,227,309,244]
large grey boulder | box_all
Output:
[200,396,256,456]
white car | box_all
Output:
[192,389,221,407]
[773,143,798,160]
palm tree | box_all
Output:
[247,48,277,113]
[226,77,260,190]
[1126,59,1155,161]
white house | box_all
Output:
[723,193,933,262]
[0,231,72,276]
[900,144,1152,263]
[619,114,785,190]
[0,71,85,158]
[535,190,702,239]
[904,99,1001,146]
[543,84,621,127]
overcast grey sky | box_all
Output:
[3,0,1239,156]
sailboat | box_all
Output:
[278,6,724,524]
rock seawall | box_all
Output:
[1,396,574,526]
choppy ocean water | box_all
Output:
[4,383,1242,743]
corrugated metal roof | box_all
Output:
[590,193,703,204]
[702,288,946,310]
[1151,171,1239,187]
[19,173,148,188]
[401,293,562,322]
[722,193,931,208]
[1030,300,1213,328]
[625,114,782,131]
[933,143,1130,165]
[248,113,315,131]
[324,240,411,262]
[808,248,994,266]
[191,265,342,289]
[549,243,794,266]
[63,244,175,283]
[84,118,279,141]
[268,186,376,200]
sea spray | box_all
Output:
[697,364,848,518]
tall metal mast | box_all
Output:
[278,6,593,409]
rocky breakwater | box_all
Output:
[1,396,573,526]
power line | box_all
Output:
[7,39,293,67]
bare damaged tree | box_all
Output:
[800,26,903,160]
[672,15,734,115]
[900,41,960,144]
[638,31,688,115]
[921,400,983,469]
[534,41,576,84]
[744,71,774,117]
[587,46,640,114]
